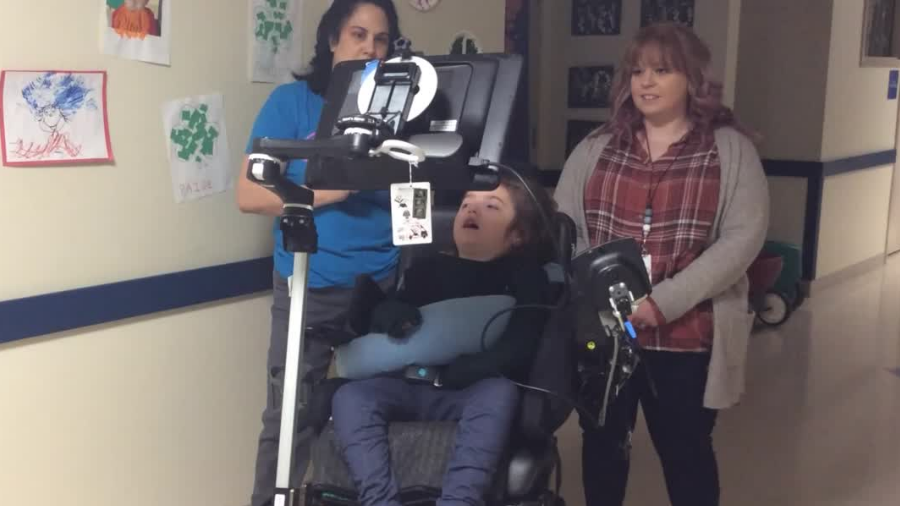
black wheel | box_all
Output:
[756,291,791,326]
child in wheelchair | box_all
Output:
[324,170,559,506]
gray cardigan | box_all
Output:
[554,127,770,409]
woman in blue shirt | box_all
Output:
[236,2,402,505]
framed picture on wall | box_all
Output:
[640,0,695,28]
[566,119,605,158]
[571,0,622,36]
[861,0,899,66]
[568,65,614,108]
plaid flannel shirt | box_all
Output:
[584,129,721,351]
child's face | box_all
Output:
[453,184,522,262]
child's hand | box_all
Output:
[371,300,422,338]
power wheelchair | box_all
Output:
[244,44,653,506]
[303,207,580,506]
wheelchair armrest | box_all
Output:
[516,304,577,441]
[554,212,576,274]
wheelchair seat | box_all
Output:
[308,422,564,505]
[304,208,577,506]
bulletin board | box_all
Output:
[0,1,283,306]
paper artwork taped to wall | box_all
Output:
[640,0,694,28]
[101,0,171,65]
[250,0,300,83]
[1,71,113,167]
[162,94,232,203]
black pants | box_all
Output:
[580,350,719,506]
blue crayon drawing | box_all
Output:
[12,72,99,160]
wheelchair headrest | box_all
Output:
[430,206,458,252]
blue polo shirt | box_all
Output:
[246,80,398,288]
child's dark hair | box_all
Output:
[501,169,558,265]
[294,0,402,95]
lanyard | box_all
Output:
[640,131,690,252]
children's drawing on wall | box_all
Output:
[1,71,113,167]
[250,0,299,83]
[162,94,232,203]
[109,0,161,38]
[640,0,694,28]
[571,0,622,36]
[101,0,171,65]
[449,31,482,55]
[568,65,614,109]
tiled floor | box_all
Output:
[555,255,900,505]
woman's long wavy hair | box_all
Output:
[293,0,402,95]
[595,23,755,141]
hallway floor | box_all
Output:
[556,255,900,505]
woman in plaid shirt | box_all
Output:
[555,23,769,506]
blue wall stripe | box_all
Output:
[0,257,274,345]
[823,150,896,176]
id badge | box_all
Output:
[642,254,652,284]
[390,182,432,246]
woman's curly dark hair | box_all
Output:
[294,0,402,95]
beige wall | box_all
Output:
[0,296,270,506]
[302,0,505,63]
[734,0,832,161]
[766,176,808,247]
[735,0,899,277]
[0,2,506,506]
[535,0,743,170]
[0,0,274,301]
[0,3,276,505]
[822,0,899,160]
[815,1,898,277]
[817,166,894,277]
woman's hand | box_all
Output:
[630,299,661,330]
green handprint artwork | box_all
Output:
[170,104,219,163]
[255,0,294,54]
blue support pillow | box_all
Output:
[334,295,516,379]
